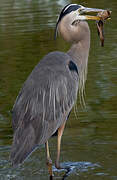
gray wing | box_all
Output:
[10,51,78,166]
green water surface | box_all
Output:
[0,0,117,179]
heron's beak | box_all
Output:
[78,7,110,21]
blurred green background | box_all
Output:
[0,0,117,179]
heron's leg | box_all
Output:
[55,122,66,169]
[45,141,53,178]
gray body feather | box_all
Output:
[10,51,79,166]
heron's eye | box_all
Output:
[78,7,85,15]
[78,8,82,14]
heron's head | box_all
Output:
[55,4,106,43]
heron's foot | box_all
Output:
[49,175,53,180]
[46,159,54,177]
[55,161,71,171]
[55,160,62,169]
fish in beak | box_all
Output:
[77,6,111,21]
[77,6,111,46]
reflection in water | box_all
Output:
[53,161,100,180]
[0,0,117,179]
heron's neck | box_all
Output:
[67,37,90,104]
[67,37,90,71]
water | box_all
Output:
[0,0,117,179]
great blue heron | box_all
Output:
[10,3,106,178]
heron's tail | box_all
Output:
[10,124,38,167]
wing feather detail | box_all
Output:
[10,51,78,166]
